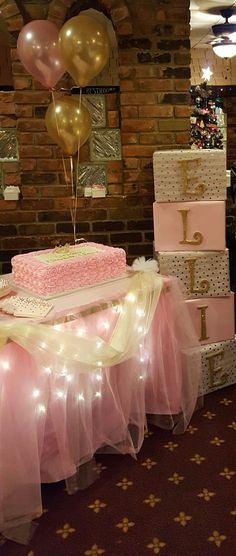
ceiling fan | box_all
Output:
[211,8,236,37]
[210,8,236,58]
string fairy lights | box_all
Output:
[0,270,163,419]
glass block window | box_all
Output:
[0,130,18,161]
[82,95,106,128]
[77,163,106,186]
[90,129,122,161]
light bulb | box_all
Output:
[76,327,86,337]
[40,342,47,349]
[1,360,9,370]
[32,389,40,399]
[126,292,136,303]
[57,390,65,399]
[136,308,145,317]
[37,404,46,414]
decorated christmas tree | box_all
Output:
[190,81,224,150]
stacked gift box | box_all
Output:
[153,149,236,395]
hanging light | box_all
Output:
[211,8,236,59]
[212,36,236,58]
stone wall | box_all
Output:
[0,0,191,273]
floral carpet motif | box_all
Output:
[2,385,236,556]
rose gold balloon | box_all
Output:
[58,14,110,87]
[17,20,65,89]
[45,97,91,155]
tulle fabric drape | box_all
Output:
[0,272,201,540]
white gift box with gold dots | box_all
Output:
[157,249,230,298]
[200,336,236,394]
[153,149,227,203]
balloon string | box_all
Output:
[51,89,76,244]
[72,86,82,245]
[76,87,82,187]
[51,89,70,190]
[77,88,82,204]
[69,155,76,243]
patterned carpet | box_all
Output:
[2,384,236,556]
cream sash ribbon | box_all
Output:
[0,271,163,373]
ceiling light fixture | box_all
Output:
[212,37,236,58]
[211,8,236,59]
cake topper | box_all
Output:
[54,243,71,255]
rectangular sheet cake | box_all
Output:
[11,242,127,296]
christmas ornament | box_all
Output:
[215,97,223,108]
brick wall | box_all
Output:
[224,97,236,169]
[0,0,191,273]
[224,96,236,248]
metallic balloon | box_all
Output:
[17,20,65,89]
[45,97,91,155]
[58,14,110,87]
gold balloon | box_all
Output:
[45,97,91,155]
[58,14,110,87]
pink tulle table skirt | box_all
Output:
[0,275,201,538]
